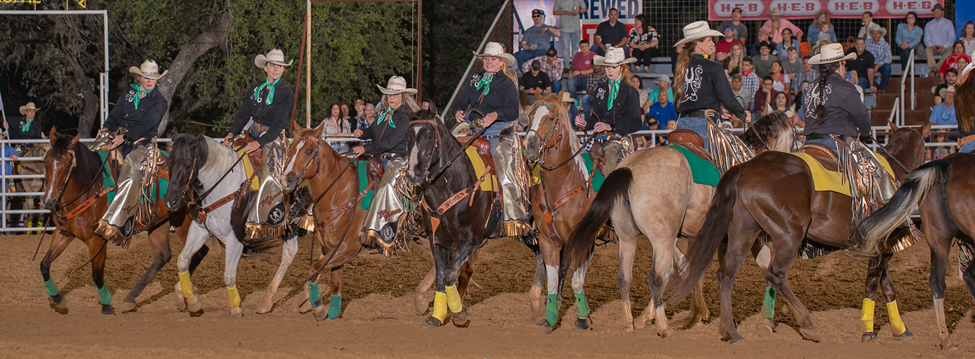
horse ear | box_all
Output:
[291,119,301,133]
[534,90,541,103]
[69,133,81,147]
[920,121,932,139]
[49,127,58,145]
[764,101,773,114]
[313,120,325,139]
[786,103,796,117]
[888,120,900,132]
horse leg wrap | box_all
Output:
[43,278,59,296]
[431,291,448,323]
[860,298,876,333]
[328,295,342,319]
[308,282,322,308]
[227,285,241,309]
[574,291,590,318]
[545,294,559,325]
[761,286,776,319]
[886,300,906,335]
[97,285,112,306]
[178,271,194,298]
[445,284,463,313]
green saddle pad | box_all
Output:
[668,144,720,187]
[93,150,169,205]
[580,152,606,192]
[356,160,374,210]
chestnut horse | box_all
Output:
[40,129,202,316]
[670,123,929,343]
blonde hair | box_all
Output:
[378,93,420,114]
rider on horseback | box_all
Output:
[223,49,295,240]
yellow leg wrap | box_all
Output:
[445,284,463,313]
[886,301,906,335]
[178,271,194,298]
[227,285,241,309]
[431,291,448,323]
[860,298,875,333]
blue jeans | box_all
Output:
[567,76,587,100]
[676,116,709,150]
[551,80,562,94]
[805,138,838,152]
[513,48,549,70]
[855,76,871,90]
[580,94,594,122]
[961,141,975,154]
[898,47,917,73]
[464,112,510,152]
[874,63,891,90]
[561,31,581,66]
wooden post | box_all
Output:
[306,0,312,128]
[417,0,422,102]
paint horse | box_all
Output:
[564,112,796,337]
[40,129,203,316]
[670,123,929,343]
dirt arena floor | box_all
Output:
[1,231,974,358]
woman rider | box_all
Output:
[573,46,643,173]
[672,21,751,151]
[10,102,44,140]
[801,43,868,152]
[356,76,418,246]
[452,41,530,237]
[95,60,169,244]
[223,49,295,239]
[955,60,975,153]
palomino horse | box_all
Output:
[164,133,303,317]
[564,112,796,337]
[40,129,203,315]
[13,143,50,228]
[670,123,929,343]
[854,152,975,349]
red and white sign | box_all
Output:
[709,0,943,20]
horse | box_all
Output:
[164,133,303,317]
[13,143,50,229]
[39,129,204,316]
[670,123,929,343]
[853,152,975,349]
[563,112,796,337]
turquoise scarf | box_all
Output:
[129,84,152,109]
[476,73,495,96]
[21,118,33,133]
[254,77,280,105]
[376,108,395,128]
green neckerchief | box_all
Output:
[476,72,495,96]
[607,79,621,111]
[21,118,33,133]
[254,77,280,105]
[376,107,395,128]
[129,84,152,109]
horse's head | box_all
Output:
[405,110,443,187]
[741,111,796,154]
[41,128,80,210]
[165,133,207,211]
[523,93,570,161]
[284,121,327,192]
[884,120,932,179]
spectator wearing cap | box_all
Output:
[552,0,586,66]
[924,3,955,77]
[760,8,803,45]
[895,11,923,73]
[930,86,957,125]
[865,24,892,92]
[716,27,743,62]
[521,60,552,97]
[514,9,562,70]
[566,39,596,101]
[751,41,778,78]
[857,11,878,39]
[521,47,565,93]
[845,38,876,90]
[717,7,747,43]
[593,8,628,56]
[751,29,778,57]
[647,75,673,106]
[807,11,837,45]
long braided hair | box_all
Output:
[813,62,841,123]
[673,40,698,108]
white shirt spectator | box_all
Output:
[924,17,955,49]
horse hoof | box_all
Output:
[657,327,674,338]
[623,324,636,334]
[313,306,328,322]
[940,338,958,351]
[256,303,273,314]
[575,317,593,331]
[861,332,879,343]
[421,316,446,329]
[634,316,650,329]
[450,308,471,328]
[758,318,776,334]
[799,327,821,343]
[48,293,68,314]
[229,307,243,318]
[101,304,116,317]
[892,328,913,341]
[185,295,203,316]
[414,297,429,315]
[721,333,745,344]
[298,299,313,314]
[537,319,555,333]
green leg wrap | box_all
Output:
[309,282,322,308]
[761,286,776,320]
[97,285,112,306]
[574,291,590,318]
[43,278,58,296]
[327,294,342,319]
[545,294,559,325]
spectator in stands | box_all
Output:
[514,9,561,70]
[781,46,802,81]
[857,11,878,39]
[769,61,791,95]
[340,102,355,131]
[939,41,972,81]
[521,60,552,98]
[962,21,975,56]
[723,42,746,77]
[593,8,628,56]
[807,11,836,45]
[631,76,650,111]
[777,29,800,57]
[716,27,742,63]
[553,0,586,67]
[8,102,43,140]
[752,41,778,78]
[354,99,370,130]
[930,86,957,125]
[647,75,673,106]
[730,74,751,114]
[752,29,777,56]
[741,58,760,106]
[845,38,876,90]
[521,47,565,93]
[924,3,955,78]
[866,24,893,93]
[753,76,777,115]
[628,14,659,73]
[580,63,606,120]
[671,39,683,75]
[718,7,748,43]
[353,98,366,119]
[567,39,596,101]
[935,69,958,105]
[0,130,19,198]
[322,103,351,152]
[760,8,802,45]
[646,91,677,130]
[560,91,583,127]
[793,57,816,93]
[957,57,970,80]
[773,91,795,118]
[363,103,377,127]
[896,11,923,73]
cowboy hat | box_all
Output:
[473,42,516,68]
[939,85,955,98]
[19,102,39,115]
[128,60,168,80]
[376,76,418,95]
[808,43,856,65]
[594,47,637,66]
[254,49,293,69]
[674,21,725,47]
[767,8,784,17]
[560,91,575,103]
[867,23,887,37]
[963,50,975,78]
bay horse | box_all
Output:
[40,129,204,316]
[564,112,796,337]
[670,123,929,343]
[854,152,975,349]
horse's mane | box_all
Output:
[50,133,104,187]
[530,94,580,153]
[740,112,793,151]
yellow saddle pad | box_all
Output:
[235,147,261,191]
[792,152,895,197]
[464,146,499,192]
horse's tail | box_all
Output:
[668,164,744,306]
[564,167,633,269]
[853,160,948,255]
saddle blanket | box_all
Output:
[465,146,498,192]
[235,147,261,191]
[95,150,169,205]
[356,160,374,210]
[580,152,605,192]
[792,152,894,197]
[668,144,720,187]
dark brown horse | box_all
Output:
[40,129,202,316]
[670,123,929,343]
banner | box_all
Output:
[513,0,643,52]
[708,0,945,20]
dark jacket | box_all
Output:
[453,71,520,123]
[104,86,168,141]
[802,72,870,137]
[360,106,410,157]
[229,79,295,146]
[677,54,748,120]
[8,118,42,139]
[587,79,643,135]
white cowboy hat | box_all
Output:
[808,43,856,65]
[254,49,293,69]
[473,42,516,68]
[938,85,955,98]
[767,8,784,17]
[560,91,575,103]
[19,102,39,115]
[963,50,975,78]
[128,60,168,80]
[674,21,725,47]
[593,47,637,66]
[376,76,417,95]
[867,23,887,37]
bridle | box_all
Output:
[525,101,592,171]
